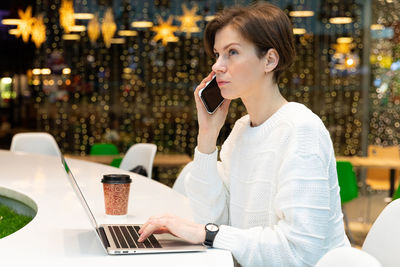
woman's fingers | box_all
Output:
[138,214,205,244]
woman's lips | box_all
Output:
[217,81,229,87]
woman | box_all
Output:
[139,2,350,266]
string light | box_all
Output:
[28,0,398,183]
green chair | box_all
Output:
[110,157,123,168]
[89,143,119,155]
[393,184,400,201]
[337,161,359,203]
[336,160,359,244]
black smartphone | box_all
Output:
[199,75,225,114]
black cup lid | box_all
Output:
[101,174,132,184]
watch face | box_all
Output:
[206,224,219,232]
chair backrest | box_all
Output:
[337,161,358,204]
[119,143,157,179]
[10,132,62,158]
[362,199,400,267]
[366,145,400,190]
[315,247,381,267]
[172,161,193,196]
[90,143,119,155]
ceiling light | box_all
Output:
[329,17,353,24]
[289,11,314,17]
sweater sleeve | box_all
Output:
[213,123,343,267]
[184,147,230,225]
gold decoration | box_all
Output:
[101,8,116,48]
[17,6,34,43]
[31,15,46,48]
[59,0,75,33]
[88,14,100,44]
[177,4,201,37]
[152,16,178,46]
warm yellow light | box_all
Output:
[289,11,314,17]
[73,13,94,20]
[1,19,21,25]
[31,15,46,48]
[118,30,137,36]
[41,68,51,75]
[65,79,71,85]
[337,37,353,44]
[205,15,215,22]
[87,14,100,43]
[345,58,355,67]
[370,24,384,30]
[164,36,179,42]
[293,28,306,35]
[101,8,117,48]
[9,29,20,35]
[110,38,125,44]
[62,68,71,75]
[63,34,80,40]
[17,6,34,43]
[152,16,178,46]
[1,77,12,84]
[59,0,75,33]
[177,4,202,37]
[131,21,153,28]
[69,25,86,32]
[329,17,353,24]
[32,79,40,86]
[32,68,41,75]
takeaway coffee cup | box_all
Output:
[101,174,132,216]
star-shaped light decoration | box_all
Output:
[101,8,116,48]
[152,16,178,46]
[59,0,75,33]
[177,4,202,38]
[17,6,35,43]
[88,14,100,44]
[31,15,46,48]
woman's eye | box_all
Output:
[214,53,219,58]
[229,49,238,56]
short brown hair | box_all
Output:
[204,2,295,83]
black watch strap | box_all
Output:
[203,223,219,247]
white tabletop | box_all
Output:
[0,150,233,266]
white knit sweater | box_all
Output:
[185,102,350,267]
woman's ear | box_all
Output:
[264,48,279,74]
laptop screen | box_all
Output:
[61,156,99,230]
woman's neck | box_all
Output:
[242,80,287,127]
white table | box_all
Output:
[0,150,233,266]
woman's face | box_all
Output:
[212,24,267,100]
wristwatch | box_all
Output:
[203,223,219,247]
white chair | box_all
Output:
[362,198,400,267]
[172,161,193,196]
[119,143,157,179]
[315,247,381,267]
[10,132,62,158]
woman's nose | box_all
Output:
[212,58,226,73]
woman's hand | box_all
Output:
[138,214,205,244]
[194,72,231,154]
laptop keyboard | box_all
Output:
[107,225,162,249]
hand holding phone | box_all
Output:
[198,75,225,114]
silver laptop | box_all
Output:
[61,156,206,255]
